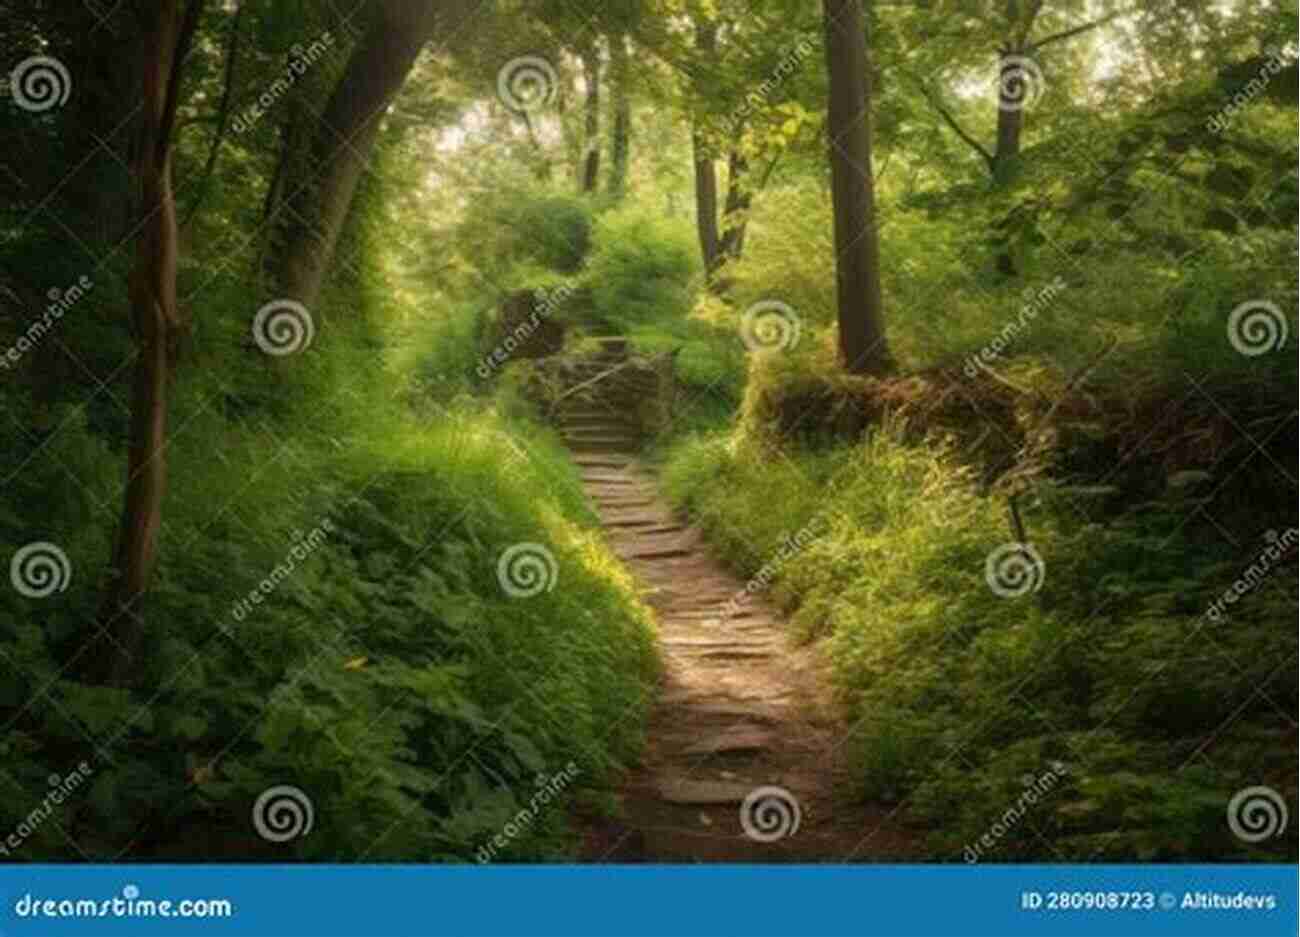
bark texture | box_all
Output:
[822,0,890,374]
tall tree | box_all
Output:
[275,0,454,308]
[717,150,752,262]
[823,0,890,374]
[95,0,203,684]
[904,1,1123,184]
[580,38,602,193]
[607,32,632,198]
[691,19,721,273]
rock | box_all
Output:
[681,728,772,757]
[656,779,755,805]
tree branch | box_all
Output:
[1029,11,1122,52]
[907,72,995,170]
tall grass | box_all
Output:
[661,425,1296,861]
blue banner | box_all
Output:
[1,864,1295,936]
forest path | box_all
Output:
[554,360,918,861]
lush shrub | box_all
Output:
[456,190,594,281]
[583,205,700,331]
[0,401,657,861]
[661,425,1297,861]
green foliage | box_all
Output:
[0,398,657,861]
[0,82,654,862]
[582,205,700,331]
[456,190,595,282]
[662,426,1297,862]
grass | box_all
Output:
[660,422,1296,861]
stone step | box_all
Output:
[617,545,694,561]
[675,705,786,726]
[572,456,630,469]
[671,647,775,662]
[568,441,640,454]
[661,637,781,650]
[606,518,665,529]
[655,779,755,806]
[628,524,686,536]
[676,729,774,758]
[595,493,655,506]
[561,417,642,431]
[581,476,638,488]
[563,429,643,441]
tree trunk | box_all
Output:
[691,21,720,275]
[822,0,890,374]
[276,0,442,308]
[607,32,631,199]
[718,150,752,262]
[991,47,1026,277]
[992,48,1025,184]
[94,0,201,685]
[580,43,601,194]
[693,134,720,274]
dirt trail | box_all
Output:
[555,367,919,861]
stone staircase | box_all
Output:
[549,338,671,454]
[552,341,914,861]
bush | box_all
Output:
[0,402,658,861]
[583,205,700,331]
[456,191,594,281]
[661,424,1297,862]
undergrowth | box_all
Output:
[661,423,1297,862]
